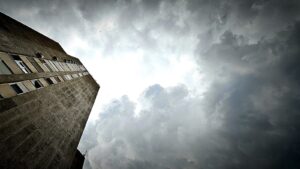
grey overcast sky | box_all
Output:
[1,0,300,168]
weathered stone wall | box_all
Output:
[0,75,99,169]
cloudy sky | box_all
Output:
[1,0,300,168]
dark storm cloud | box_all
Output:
[193,1,300,167]
[190,0,300,48]
[195,23,300,168]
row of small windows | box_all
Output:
[0,52,87,75]
[0,72,89,100]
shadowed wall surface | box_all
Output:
[70,150,85,169]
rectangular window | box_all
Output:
[66,63,74,71]
[33,58,50,72]
[64,75,72,80]
[45,78,54,85]
[43,62,52,71]
[10,83,23,94]
[53,61,64,71]
[31,79,43,89]
[62,62,70,71]
[0,59,12,74]
[54,77,61,82]
[75,64,79,71]
[40,60,53,72]
[27,57,44,72]
[17,82,29,93]
[79,65,86,71]
[57,76,64,82]
[57,62,65,71]
[15,60,31,73]
[72,74,79,78]
[11,55,31,74]
[44,60,57,72]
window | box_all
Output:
[43,62,51,71]
[72,74,79,78]
[45,78,54,85]
[33,58,50,72]
[15,60,31,73]
[11,55,31,74]
[39,59,53,72]
[80,65,86,71]
[74,64,79,71]
[0,59,12,74]
[42,60,53,72]
[31,79,43,89]
[62,62,70,71]
[10,83,23,94]
[57,62,63,70]
[67,63,74,71]
[10,82,29,95]
[57,76,64,82]
[54,77,61,82]
[44,60,57,72]
[64,75,72,80]
[53,61,64,71]
[27,57,43,72]
[18,82,29,93]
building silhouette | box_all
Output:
[0,12,99,169]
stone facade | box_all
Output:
[0,12,99,169]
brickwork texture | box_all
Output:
[0,75,99,169]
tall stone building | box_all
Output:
[0,12,99,169]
